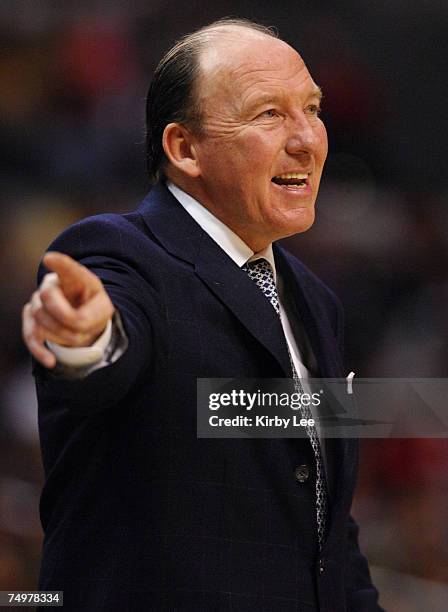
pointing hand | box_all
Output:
[22,252,115,368]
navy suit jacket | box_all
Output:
[34,183,383,611]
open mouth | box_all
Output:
[271,172,309,188]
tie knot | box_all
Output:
[242,259,279,315]
[244,257,271,273]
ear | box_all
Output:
[162,122,200,178]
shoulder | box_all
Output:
[46,211,147,253]
[42,182,176,266]
[37,206,159,285]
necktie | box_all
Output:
[243,258,328,550]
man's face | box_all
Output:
[191,33,328,251]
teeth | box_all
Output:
[275,173,308,180]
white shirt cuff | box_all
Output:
[47,318,112,367]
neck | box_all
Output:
[165,174,274,253]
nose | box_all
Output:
[285,114,319,156]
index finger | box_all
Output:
[43,252,102,302]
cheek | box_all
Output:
[198,141,251,196]
[197,131,280,195]
[227,131,277,169]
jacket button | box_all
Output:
[294,464,310,483]
[319,559,325,574]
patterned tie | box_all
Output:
[243,258,328,550]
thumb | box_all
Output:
[43,251,102,307]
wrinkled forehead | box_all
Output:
[198,31,310,103]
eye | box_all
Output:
[305,104,322,116]
[257,108,279,119]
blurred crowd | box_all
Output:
[1,1,447,609]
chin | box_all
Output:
[281,208,315,238]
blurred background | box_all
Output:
[1,1,448,609]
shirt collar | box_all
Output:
[167,181,277,280]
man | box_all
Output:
[23,18,383,611]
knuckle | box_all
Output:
[40,287,53,302]
[31,293,43,309]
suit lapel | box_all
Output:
[195,240,293,376]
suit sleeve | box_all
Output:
[33,214,163,415]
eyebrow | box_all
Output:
[313,86,324,101]
[247,86,324,111]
